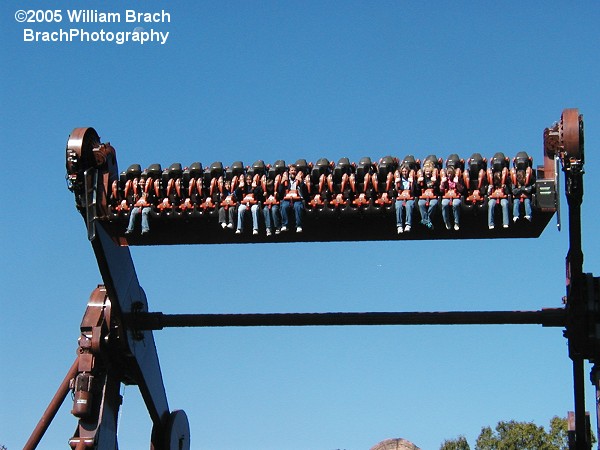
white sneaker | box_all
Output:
[489,225,495,230]
[227,223,234,229]
[524,215,532,222]
[397,226,404,234]
[296,227,303,233]
[404,224,411,232]
[253,229,259,235]
[445,223,451,230]
[275,228,281,235]
[281,226,288,232]
[503,224,509,228]
[221,222,227,229]
[266,229,272,236]
[235,229,241,234]
[454,223,460,231]
[513,216,518,223]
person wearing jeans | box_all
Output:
[440,167,465,231]
[511,169,533,222]
[235,174,263,235]
[278,164,309,233]
[487,171,510,229]
[125,178,153,235]
[262,178,281,236]
[393,165,416,234]
[416,163,440,230]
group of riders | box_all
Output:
[113,152,536,236]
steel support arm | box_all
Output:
[127,309,567,330]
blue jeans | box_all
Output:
[281,200,304,228]
[488,198,509,227]
[513,197,532,219]
[237,204,260,231]
[395,199,414,227]
[442,198,461,227]
[127,206,151,232]
[263,204,281,230]
[418,198,438,225]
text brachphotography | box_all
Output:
[23,28,169,45]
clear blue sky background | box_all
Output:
[1,1,599,449]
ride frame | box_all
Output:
[24,108,599,450]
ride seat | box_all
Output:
[157,163,183,211]
[423,154,443,170]
[333,157,353,182]
[268,160,287,180]
[146,163,162,180]
[490,152,510,173]
[307,158,332,207]
[163,163,183,197]
[142,164,162,201]
[181,162,203,211]
[445,153,464,174]
[464,153,487,191]
[441,154,465,199]
[248,160,266,178]
[120,164,142,198]
[184,162,203,196]
[401,155,421,172]
[356,156,373,181]
[487,153,510,191]
[331,157,355,206]
[114,163,142,211]
[311,158,331,185]
[355,157,374,198]
[294,159,310,176]
[124,163,142,179]
[227,161,245,184]
[377,155,397,192]
[513,151,533,171]
[511,151,535,186]
[203,161,224,188]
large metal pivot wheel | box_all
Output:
[66,126,118,186]
[164,410,191,450]
[66,127,101,176]
[543,108,584,163]
[561,108,584,162]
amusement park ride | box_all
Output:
[24,109,599,449]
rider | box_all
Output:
[236,174,264,235]
[392,164,416,233]
[511,169,533,222]
[417,161,440,230]
[278,164,309,232]
[125,176,155,235]
[487,171,510,229]
[440,167,466,231]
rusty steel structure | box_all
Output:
[24,109,599,450]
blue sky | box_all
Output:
[1,1,600,449]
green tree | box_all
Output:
[440,435,470,450]
[475,420,550,449]
[440,416,580,450]
[548,416,569,449]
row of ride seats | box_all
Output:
[108,152,536,214]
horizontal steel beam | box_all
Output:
[126,308,567,330]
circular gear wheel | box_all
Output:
[165,409,190,450]
[561,108,583,160]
